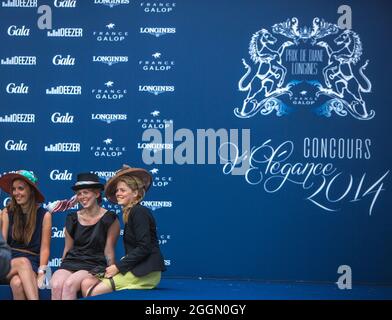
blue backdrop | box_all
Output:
[1,0,391,284]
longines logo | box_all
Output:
[91,113,127,124]
[51,112,74,124]
[2,0,37,7]
[92,170,116,181]
[140,200,172,211]
[50,169,72,181]
[137,110,173,129]
[92,81,127,100]
[54,0,77,8]
[46,85,82,95]
[7,25,30,36]
[138,85,175,95]
[47,27,83,37]
[4,140,27,151]
[1,56,36,65]
[150,168,173,188]
[93,55,128,66]
[90,138,126,157]
[137,142,173,152]
[0,113,35,123]
[94,0,130,8]
[52,54,76,66]
[93,23,128,42]
[140,2,176,13]
[140,27,176,37]
[44,143,81,152]
[139,52,175,71]
[6,83,29,94]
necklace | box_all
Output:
[78,207,103,225]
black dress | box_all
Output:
[7,207,46,273]
[60,210,117,272]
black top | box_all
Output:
[7,207,46,254]
[115,204,166,277]
[60,210,117,272]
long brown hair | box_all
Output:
[7,181,38,244]
[118,176,146,224]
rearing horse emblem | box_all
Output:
[236,29,294,118]
[235,18,374,120]
[316,30,373,119]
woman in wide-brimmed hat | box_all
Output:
[81,165,165,297]
[0,170,52,300]
[50,172,120,300]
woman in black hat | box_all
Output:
[50,173,120,300]
[81,165,165,297]
[0,170,52,300]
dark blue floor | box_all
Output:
[85,278,392,300]
[0,285,51,300]
[1,278,392,300]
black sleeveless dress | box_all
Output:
[59,210,117,272]
[7,207,46,273]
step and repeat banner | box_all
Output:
[1,0,391,284]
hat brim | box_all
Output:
[71,183,104,191]
[104,168,152,204]
[0,173,45,203]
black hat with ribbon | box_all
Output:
[71,173,104,191]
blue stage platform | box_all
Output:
[1,278,392,300]
[0,284,51,300]
[84,278,392,300]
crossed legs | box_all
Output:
[7,257,38,300]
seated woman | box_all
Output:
[81,165,166,297]
[50,173,120,300]
[0,170,52,300]
[0,228,11,282]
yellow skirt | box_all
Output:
[101,271,161,291]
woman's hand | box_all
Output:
[37,272,45,289]
[105,264,119,278]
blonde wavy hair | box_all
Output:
[118,175,146,223]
